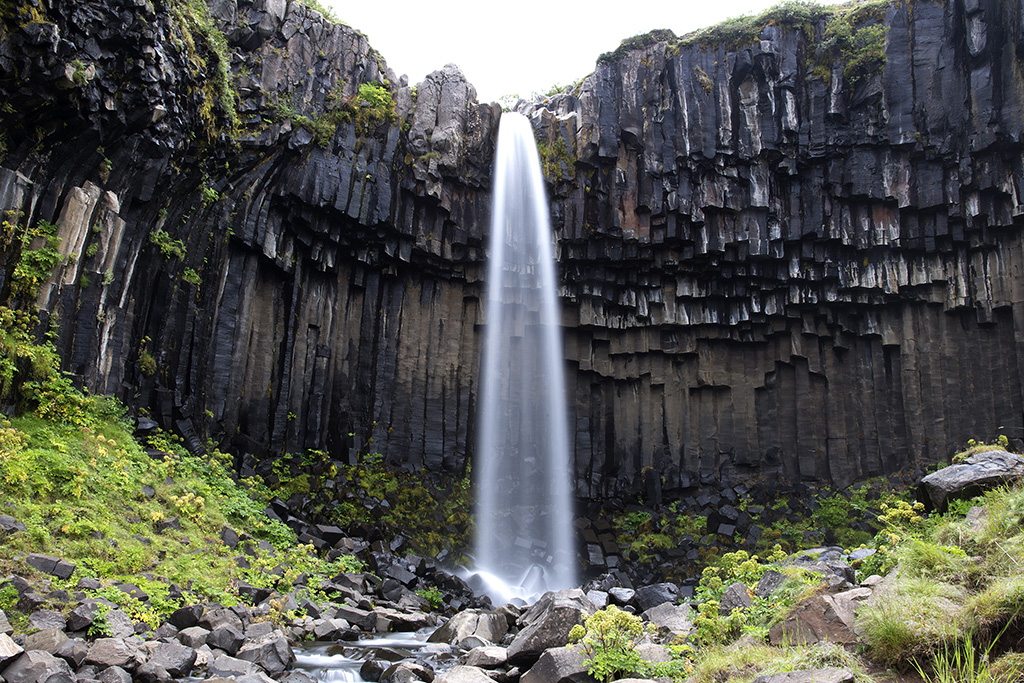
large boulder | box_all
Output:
[434,665,493,683]
[25,553,76,580]
[641,602,694,637]
[380,661,434,682]
[719,582,752,615]
[632,583,679,611]
[428,610,508,646]
[0,631,24,665]
[464,645,508,668]
[507,590,596,665]
[919,450,1024,511]
[235,631,295,675]
[520,646,596,683]
[768,589,867,646]
[1,649,75,683]
[135,641,197,681]
[84,637,140,669]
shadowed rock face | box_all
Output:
[2,0,1024,498]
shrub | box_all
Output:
[568,605,653,683]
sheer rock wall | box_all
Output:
[2,0,1024,498]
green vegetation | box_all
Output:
[290,81,397,148]
[0,304,378,626]
[293,0,341,23]
[166,0,238,137]
[686,640,872,683]
[598,29,677,66]
[569,606,658,682]
[852,461,1024,678]
[691,546,817,646]
[261,448,473,561]
[813,0,890,85]
[537,135,575,183]
[598,0,891,89]
[182,266,202,286]
[416,586,444,609]
[150,228,186,260]
[3,213,62,302]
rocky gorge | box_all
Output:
[3,0,1024,503]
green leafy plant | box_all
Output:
[568,605,654,682]
[182,267,202,287]
[150,229,185,260]
[416,586,443,610]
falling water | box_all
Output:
[472,112,576,604]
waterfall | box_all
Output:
[471,111,576,604]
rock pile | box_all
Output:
[0,506,487,683]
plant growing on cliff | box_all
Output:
[10,218,62,301]
[150,228,185,260]
[166,0,238,137]
[292,80,397,148]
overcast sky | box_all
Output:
[324,0,848,104]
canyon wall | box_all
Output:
[2,0,1024,499]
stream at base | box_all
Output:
[293,629,445,682]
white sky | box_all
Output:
[325,0,848,104]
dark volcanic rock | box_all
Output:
[2,649,75,683]
[919,450,1024,511]
[2,0,1024,500]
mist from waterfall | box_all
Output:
[471,111,576,604]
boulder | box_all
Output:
[207,652,262,678]
[636,642,672,664]
[84,637,139,669]
[0,631,24,664]
[919,451,1024,511]
[280,671,318,683]
[312,617,354,641]
[0,608,13,635]
[66,601,99,632]
[24,627,68,654]
[0,514,26,535]
[768,593,860,646]
[434,665,493,683]
[27,609,67,632]
[103,609,137,639]
[55,637,89,668]
[632,583,679,611]
[719,582,752,615]
[380,661,434,682]
[97,665,132,683]
[507,590,596,665]
[755,570,787,598]
[207,624,245,654]
[25,553,76,580]
[176,625,210,648]
[235,631,295,675]
[428,610,507,645]
[134,641,197,681]
[1,649,75,683]
[520,646,596,683]
[361,658,390,681]
[641,602,694,637]
[199,606,245,632]
[752,669,855,683]
[464,645,507,668]
[607,587,635,606]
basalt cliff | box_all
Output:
[1,0,1024,501]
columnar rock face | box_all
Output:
[1,0,1024,499]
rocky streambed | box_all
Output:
[0,544,877,682]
